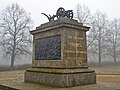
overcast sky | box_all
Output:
[0,0,120,29]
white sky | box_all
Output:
[0,0,120,29]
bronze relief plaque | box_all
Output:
[35,35,61,60]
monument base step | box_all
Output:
[24,68,96,87]
[0,81,119,90]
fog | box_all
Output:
[0,53,32,66]
[0,51,119,66]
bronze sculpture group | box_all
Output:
[41,7,73,22]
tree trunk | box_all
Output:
[98,42,101,66]
[11,51,15,67]
[113,44,117,63]
[11,34,16,67]
[98,29,101,66]
[113,56,116,63]
[11,20,16,67]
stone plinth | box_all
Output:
[25,68,96,87]
[24,18,96,87]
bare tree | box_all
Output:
[88,11,108,65]
[0,3,33,67]
[104,18,120,62]
[74,4,96,49]
[74,4,91,24]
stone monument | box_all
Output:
[24,7,96,87]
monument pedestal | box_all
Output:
[25,68,96,87]
[24,18,96,87]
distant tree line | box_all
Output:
[75,4,120,65]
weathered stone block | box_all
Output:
[24,68,96,87]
